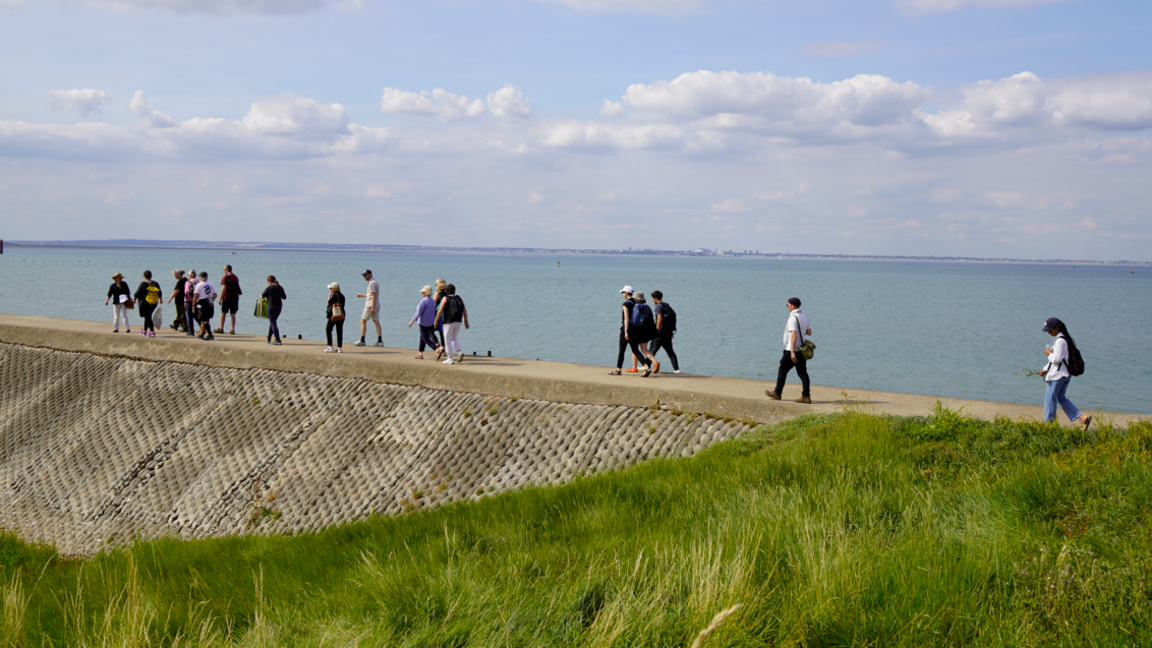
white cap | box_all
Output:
[619,285,634,294]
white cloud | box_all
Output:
[380,87,485,122]
[129,91,176,128]
[619,70,930,141]
[543,122,685,153]
[925,71,1152,137]
[599,100,626,117]
[545,0,700,12]
[241,93,349,136]
[64,0,331,15]
[710,198,748,213]
[897,0,1068,13]
[487,86,535,119]
[49,89,111,119]
[802,40,888,59]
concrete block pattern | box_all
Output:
[0,343,751,554]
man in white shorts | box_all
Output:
[355,269,383,347]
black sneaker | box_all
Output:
[272,341,282,346]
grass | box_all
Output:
[2,405,1152,646]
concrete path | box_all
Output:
[1,314,1144,427]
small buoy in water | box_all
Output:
[557,261,560,266]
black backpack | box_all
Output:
[660,303,677,333]
[443,295,464,323]
[1061,335,1085,376]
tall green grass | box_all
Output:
[2,407,1151,647]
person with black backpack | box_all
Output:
[625,291,658,377]
[649,290,680,374]
[435,283,469,364]
[1040,317,1092,430]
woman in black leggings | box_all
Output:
[325,282,345,353]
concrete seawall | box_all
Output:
[1,315,1142,554]
[0,341,750,555]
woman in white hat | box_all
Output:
[104,272,132,333]
[325,282,346,353]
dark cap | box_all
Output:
[1042,317,1062,331]
[362,269,372,277]
[788,297,801,307]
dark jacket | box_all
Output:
[134,281,161,307]
[262,283,286,309]
[107,281,131,301]
[326,291,345,319]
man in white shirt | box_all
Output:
[766,297,812,403]
[193,272,218,341]
[355,269,383,347]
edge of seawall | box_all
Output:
[1,314,1145,426]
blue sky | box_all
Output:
[2,0,1151,258]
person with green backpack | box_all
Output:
[766,297,812,403]
[133,270,163,338]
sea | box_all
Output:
[2,245,1149,416]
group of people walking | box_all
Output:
[103,265,1093,427]
[609,286,680,377]
[106,265,248,342]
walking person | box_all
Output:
[1039,317,1093,430]
[215,264,242,335]
[105,272,132,333]
[262,275,286,345]
[628,291,658,376]
[193,272,217,340]
[408,285,442,359]
[133,270,162,338]
[432,278,448,354]
[326,282,346,353]
[183,269,199,335]
[610,286,638,375]
[766,297,812,403]
[649,290,680,373]
[167,270,188,332]
[355,269,383,347]
[435,283,468,364]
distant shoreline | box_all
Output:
[5,239,1149,266]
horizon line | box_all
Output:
[4,239,1149,266]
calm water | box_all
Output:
[2,245,1149,415]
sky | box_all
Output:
[1,0,1150,259]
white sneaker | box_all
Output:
[324,346,333,353]
[456,351,464,362]
[336,348,343,353]
[673,369,680,374]
[443,358,455,364]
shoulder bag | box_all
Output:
[793,314,816,360]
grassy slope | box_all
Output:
[3,406,1152,647]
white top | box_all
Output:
[783,309,810,351]
[365,279,380,310]
[194,281,217,302]
[1043,335,1071,382]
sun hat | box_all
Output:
[633,290,646,302]
[1041,317,1062,331]
[619,285,634,294]
[111,272,123,279]
[421,285,433,295]
[328,282,340,291]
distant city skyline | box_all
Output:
[8,239,1149,265]
[1,0,1150,260]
